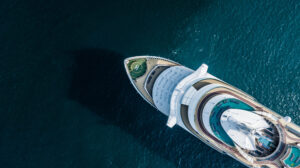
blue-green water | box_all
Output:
[0,0,299,168]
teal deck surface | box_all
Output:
[283,147,300,167]
[209,99,254,146]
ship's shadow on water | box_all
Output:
[69,48,240,167]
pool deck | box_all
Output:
[209,98,254,147]
[192,80,300,168]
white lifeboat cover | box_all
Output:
[220,109,269,150]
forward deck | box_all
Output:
[124,56,179,106]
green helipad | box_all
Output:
[127,58,147,80]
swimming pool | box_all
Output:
[209,98,254,146]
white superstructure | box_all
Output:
[152,66,193,115]
[221,109,269,150]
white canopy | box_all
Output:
[220,109,270,150]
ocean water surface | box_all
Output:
[0,0,299,168]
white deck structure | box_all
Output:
[167,64,214,128]
[152,66,193,115]
[221,109,270,150]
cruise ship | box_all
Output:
[124,56,300,168]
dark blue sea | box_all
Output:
[0,0,299,167]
